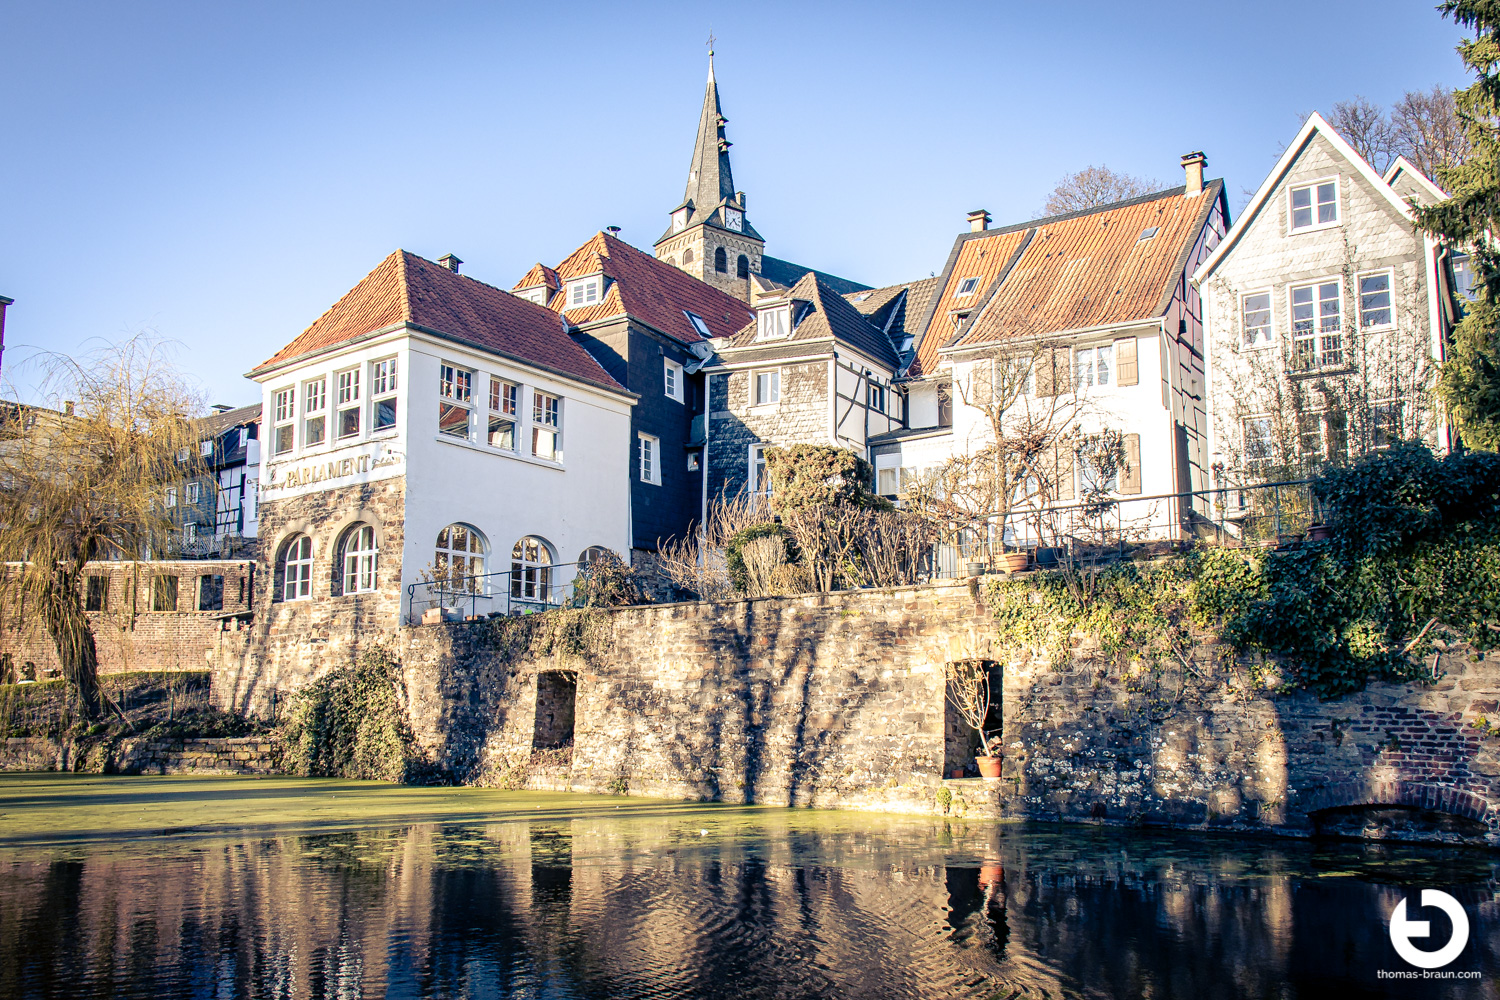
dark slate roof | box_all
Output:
[759,255,871,296]
[844,277,940,373]
[720,272,899,369]
[196,403,261,439]
[252,250,626,393]
[655,56,762,244]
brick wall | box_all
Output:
[0,560,254,679]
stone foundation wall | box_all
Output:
[0,735,278,774]
[0,560,254,680]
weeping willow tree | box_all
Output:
[0,336,205,717]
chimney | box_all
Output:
[967,209,991,233]
[736,190,746,211]
[1181,152,1207,197]
[605,226,621,237]
[438,253,463,273]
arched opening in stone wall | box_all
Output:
[534,670,577,753]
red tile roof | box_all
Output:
[913,184,1223,375]
[252,250,624,393]
[539,231,753,344]
[514,263,561,293]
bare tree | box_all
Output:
[1391,86,1471,181]
[944,659,998,757]
[0,336,205,717]
[1327,96,1395,173]
[904,340,1093,560]
[1043,165,1161,215]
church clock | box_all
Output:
[722,208,743,232]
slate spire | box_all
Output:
[682,50,736,214]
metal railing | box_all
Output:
[405,561,585,624]
[921,477,1323,577]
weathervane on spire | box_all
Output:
[706,30,715,55]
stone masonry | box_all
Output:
[707,360,830,500]
[0,735,278,775]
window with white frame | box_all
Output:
[273,387,295,455]
[438,363,472,439]
[956,276,980,296]
[1243,417,1273,474]
[867,379,887,412]
[435,523,485,592]
[341,523,378,594]
[488,377,518,451]
[1074,344,1114,387]
[335,368,360,439]
[1358,270,1394,329]
[1290,179,1338,231]
[664,359,683,402]
[876,464,912,497]
[750,444,770,499]
[1298,410,1349,464]
[1451,252,1478,302]
[371,357,398,431]
[186,482,201,504]
[756,306,791,341]
[568,277,600,307]
[281,534,313,601]
[303,376,327,447]
[1079,448,1118,493]
[165,486,177,508]
[183,522,197,543]
[1241,291,1273,347]
[532,391,561,460]
[753,369,780,406]
[639,432,660,484]
[510,536,552,601]
[1290,280,1343,368]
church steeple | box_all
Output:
[683,52,737,216]
[655,47,764,302]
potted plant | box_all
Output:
[999,550,1029,573]
[944,658,1003,779]
[1307,523,1332,541]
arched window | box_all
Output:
[714,247,727,273]
[736,254,749,278]
[683,248,694,265]
[436,523,486,592]
[511,536,553,601]
[578,545,614,569]
[341,523,378,594]
[665,256,677,267]
[281,534,313,602]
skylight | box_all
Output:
[851,291,873,302]
[684,311,713,338]
[1137,227,1159,241]
[956,277,980,296]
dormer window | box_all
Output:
[684,311,713,338]
[756,305,791,341]
[568,277,601,307]
[517,287,549,305]
[956,277,980,296]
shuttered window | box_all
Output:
[1051,443,1075,501]
[1034,349,1068,397]
[1121,433,1142,494]
[1115,337,1139,386]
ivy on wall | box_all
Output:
[986,445,1500,699]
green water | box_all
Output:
[0,775,1495,998]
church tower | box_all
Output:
[654,50,764,302]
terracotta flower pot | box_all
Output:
[1307,524,1332,541]
[999,552,1029,573]
[975,755,1002,779]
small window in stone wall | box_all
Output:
[199,574,224,612]
[152,575,179,612]
[85,575,108,612]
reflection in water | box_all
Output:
[0,814,1496,998]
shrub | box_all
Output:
[278,646,422,782]
[763,444,890,513]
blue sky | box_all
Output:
[0,1,1473,407]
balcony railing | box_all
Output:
[405,561,586,624]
